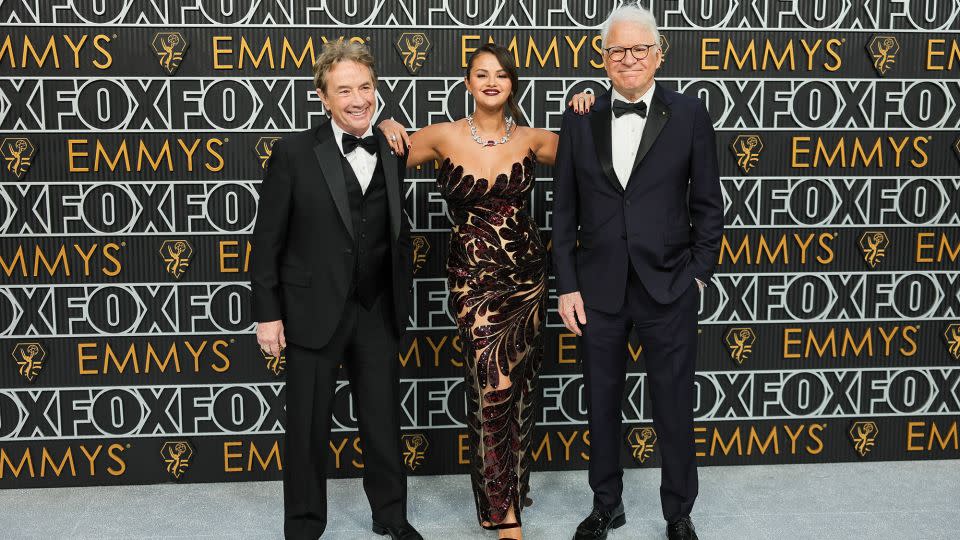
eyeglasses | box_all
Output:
[603,43,659,62]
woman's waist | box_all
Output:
[451,199,531,218]
[447,229,544,251]
[450,212,539,234]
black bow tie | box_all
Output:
[612,99,648,118]
[342,133,377,155]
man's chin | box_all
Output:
[342,116,372,133]
[615,79,649,93]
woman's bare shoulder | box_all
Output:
[517,125,557,146]
[414,120,462,140]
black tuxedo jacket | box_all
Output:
[250,120,412,349]
[552,85,723,311]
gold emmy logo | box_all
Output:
[859,231,889,268]
[261,347,286,377]
[395,32,431,74]
[1,137,36,179]
[160,239,194,279]
[401,433,428,471]
[151,32,189,75]
[724,328,756,365]
[161,441,194,479]
[944,324,960,361]
[411,236,430,274]
[255,137,281,169]
[731,135,763,174]
[953,137,960,163]
[849,421,879,457]
[659,34,670,59]
[12,342,46,382]
[867,35,899,76]
[627,427,657,464]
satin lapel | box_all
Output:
[588,93,624,194]
[628,88,671,180]
[377,133,401,242]
[313,122,354,240]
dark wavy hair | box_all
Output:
[465,43,524,125]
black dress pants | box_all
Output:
[581,267,699,523]
[283,294,406,539]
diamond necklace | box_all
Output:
[467,114,514,147]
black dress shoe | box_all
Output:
[666,516,698,540]
[372,520,423,540]
[572,501,626,540]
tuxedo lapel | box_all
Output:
[376,132,401,242]
[627,84,671,185]
[313,121,354,240]
[588,92,624,194]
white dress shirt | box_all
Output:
[330,120,378,194]
[610,83,656,188]
[610,84,706,290]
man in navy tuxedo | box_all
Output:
[552,5,723,540]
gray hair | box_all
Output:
[312,40,377,93]
[600,3,661,49]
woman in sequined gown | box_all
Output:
[379,45,593,539]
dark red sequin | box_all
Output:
[437,149,545,528]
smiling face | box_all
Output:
[603,21,662,99]
[317,60,376,136]
[465,52,512,111]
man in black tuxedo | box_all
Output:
[250,41,421,540]
[552,5,723,540]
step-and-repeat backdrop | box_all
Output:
[1,1,959,488]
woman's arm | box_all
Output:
[529,92,594,165]
[377,118,444,168]
[531,128,559,166]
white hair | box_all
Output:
[600,3,661,49]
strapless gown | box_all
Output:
[435,149,545,527]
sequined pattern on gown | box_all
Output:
[436,149,545,527]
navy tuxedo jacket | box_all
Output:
[552,84,723,312]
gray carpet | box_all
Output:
[2,461,956,539]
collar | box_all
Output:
[330,119,374,156]
[611,81,656,110]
